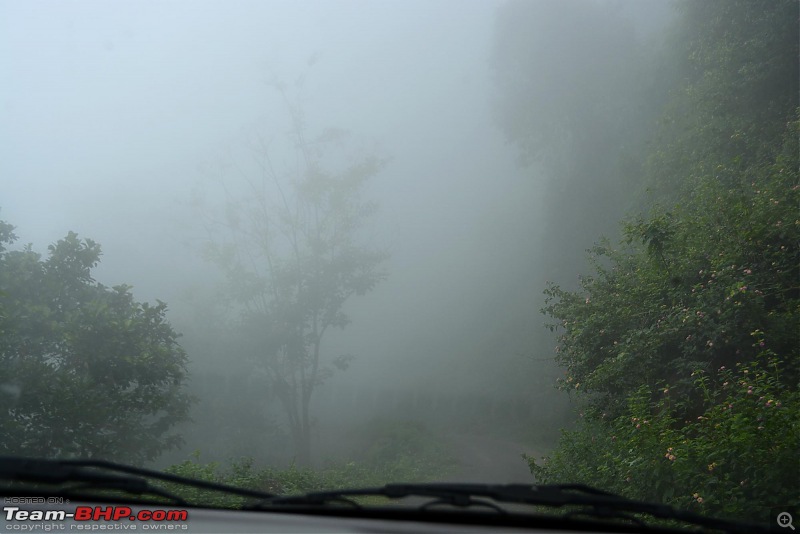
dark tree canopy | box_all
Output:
[0,222,191,464]
[647,0,800,198]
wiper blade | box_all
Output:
[252,482,767,533]
[0,456,276,506]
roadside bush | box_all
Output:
[529,353,799,522]
[360,419,456,476]
[160,422,457,508]
[535,117,798,523]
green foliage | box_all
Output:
[162,425,457,509]
[544,130,799,419]
[0,221,191,464]
[359,419,458,480]
[647,0,799,199]
[162,453,274,508]
[538,117,799,520]
[529,356,799,522]
[534,0,799,523]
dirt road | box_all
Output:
[442,432,539,483]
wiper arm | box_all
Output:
[252,482,767,534]
[0,456,276,506]
[254,482,632,510]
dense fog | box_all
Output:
[0,0,711,480]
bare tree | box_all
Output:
[201,86,388,465]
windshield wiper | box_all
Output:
[0,456,275,506]
[0,459,768,533]
[250,482,768,534]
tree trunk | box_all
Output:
[274,377,312,466]
[285,410,312,466]
[295,428,311,466]
[296,379,313,466]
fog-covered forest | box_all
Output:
[1,0,797,522]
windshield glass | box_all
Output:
[1,0,797,527]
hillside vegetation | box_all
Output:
[528,0,799,521]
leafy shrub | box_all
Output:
[0,223,190,464]
[360,419,456,475]
[531,3,798,524]
[160,422,457,508]
[536,111,797,524]
[529,354,799,521]
[543,138,799,421]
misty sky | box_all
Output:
[1,0,549,389]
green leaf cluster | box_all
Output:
[544,133,799,418]
[0,221,191,464]
[529,356,799,522]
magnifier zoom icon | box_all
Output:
[778,512,795,530]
